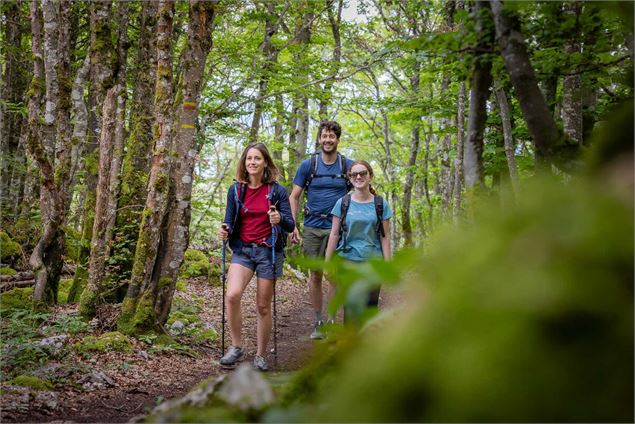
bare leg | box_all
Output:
[225,263,254,348]
[256,278,274,356]
[309,270,323,317]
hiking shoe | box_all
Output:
[220,346,244,365]
[310,321,325,340]
[326,317,336,326]
[253,355,269,372]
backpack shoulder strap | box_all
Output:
[374,195,386,238]
[303,153,320,192]
[338,193,352,249]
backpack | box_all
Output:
[303,152,353,194]
[339,194,386,252]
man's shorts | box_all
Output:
[302,226,332,258]
[232,244,283,279]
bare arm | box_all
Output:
[289,184,304,243]
[325,216,341,261]
[381,220,392,260]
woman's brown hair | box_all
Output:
[348,159,377,195]
[235,142,280,184]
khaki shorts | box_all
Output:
[302,226,332,258]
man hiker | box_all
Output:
[289,120,353,339]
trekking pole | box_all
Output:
[270,206,278,367]
[221,224,228,357]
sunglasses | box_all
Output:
[349,170,369,179]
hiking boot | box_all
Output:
[310,321,324,340]
[253,355,269,372]
[220,346,244,366]
[326,317,336,326]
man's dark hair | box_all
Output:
[318,120,342,139]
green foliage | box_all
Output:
[43,314,90,336]
[0,230,21,261]
[0,310,51,379]
[9,375,53,391]
[75,331,133,353]
[0,287,33,316]
[288,175,633,422]
[57,278,73,304]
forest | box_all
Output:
[0,0,633,422]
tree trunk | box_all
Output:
[401,122,420,247]
[118,0,176,334]
[317,0,343,124]
[27,0,73,308]
[73,0,117,300]
[112,0,159,289]
[290,8,313,166]
[561,1,583,145]
[463,1,493,191]
[249,2,280,144]
[80,88,118,318]
[0,1,29,222]
[440,1,456,218]
[453,82,466,222]
[491,0,578,168]
[495,85,520,196]
[155,0,216,325]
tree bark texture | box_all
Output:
[453,82,466,221]
[0,1,29,220]
[113,0,159,286]
[317,0,343,124]
[80,87,118,318]
[27,0,73,307]
[491,0,576,166]
[463,1,493,191]
[561,2,583,145]
[154,0,216,325]
[290,8,313,165]
[495,86,520,196]
[119,0,176,334]
[401,69,421,247]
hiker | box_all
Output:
[218,142,294,371]
[325,160,392,316]
[289,120,354,339]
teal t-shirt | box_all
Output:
[331,196,392,262]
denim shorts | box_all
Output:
[232,244,283,279]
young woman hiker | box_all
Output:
[218,142,294,371]
[324,160,392,321]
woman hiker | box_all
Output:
[325,160,392,322]
[218,142,294,371]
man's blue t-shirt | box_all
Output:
[293,154,354,229]
[331,197,392,262]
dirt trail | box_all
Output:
[3,273,403,423]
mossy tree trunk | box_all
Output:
[28,0,74,308]
[118,0,177,334]
[0,0,29,224]
[111,1,159,290]
[79,2,130,318]
[155,0,217,325]
[72,0,116,303]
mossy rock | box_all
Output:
[175,278,187,292]
[0,266,17,276]
[75,331,133,353]
[0,287,33,316]
[180,249,215,280]
[10,375,54,391]
[0,231,21,261]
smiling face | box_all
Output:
[319,129,340,154]
[349,163,372,190]
[245,147,266,178]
